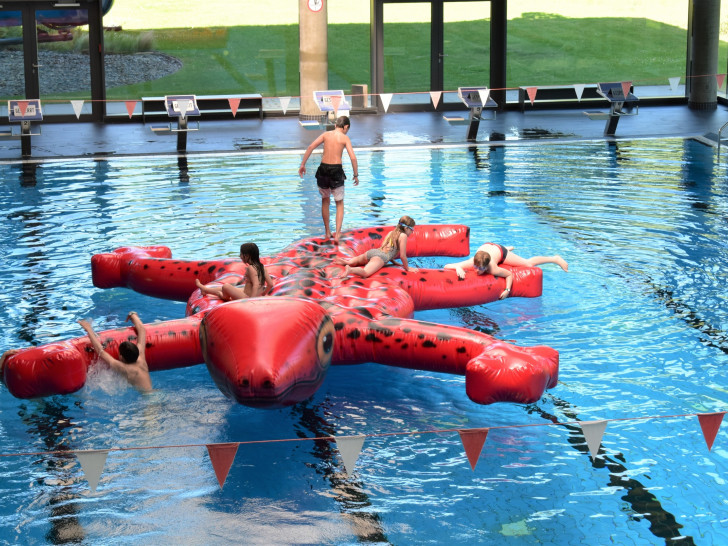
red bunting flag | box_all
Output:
[331,94,342,117]
[430,91,442,109]
[716,74,726,90]
[18,101,29,117]
[228,98,241,118]
[458,428,489,470]
[621,81,632,98]
[125,101,137,118]
[207,442,239,489]
[526,86,538,105]
[698,412,726,451]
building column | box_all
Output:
[299,0,329,118]
[687,0,720,110]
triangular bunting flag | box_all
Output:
[335,435,366,477]
[458,428,489,471]
[228,97,241,118]
[380,93,393,113]
[331,94,342,117]
[430,91,442,109]
[526,86,538,105]
[573,84,585,102]
[621,81,632,98]
[579,420,607,460]
[76,449,110,493]
[177,99,189,120]
[279,96,291,115]
[668,76,680,91]
[698,412,726,451]
[716,74,726,90]
[18,100,28,117]
[71,100,84,119]
[207,442,239,489]
[125,100,137,118]
[478,88,490,107]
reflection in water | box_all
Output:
[178,155,190,185]
[20,162,39,187]
[290,399,391,544]
[18,399,86,544]
[528,400,693,545]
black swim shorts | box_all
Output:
[315,163,346,189]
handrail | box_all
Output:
[718,121,728,161]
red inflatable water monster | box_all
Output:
[2,225,558,407]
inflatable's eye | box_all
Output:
[316,316,335,366]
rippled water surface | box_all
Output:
[1,139,727,545]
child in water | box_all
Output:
[196,242,274,300]
[336,215,417,278]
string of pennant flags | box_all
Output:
[6,73,728,120]
[0,410,724,493]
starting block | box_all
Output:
[313,90,351,123]
[3,99,43,157]
[445,87,498,141]
[149,95,200,153]
[586,82,638,136]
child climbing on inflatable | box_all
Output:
[336,215,417,278]
[78,311,152,392]
[444,243,568,300]
[196,242,274,300]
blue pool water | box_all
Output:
[1,138,727,544]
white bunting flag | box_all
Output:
[177,99,189,120]
[335,435,366,477]
[76,449,110,493]
[668,77,681,91]
[70,100,84,119]
[380,93,393,113]
[579,420,607,460]
[279,96,291,115]
[573,84,586,102]
[478,88,490,107]
[430,91,442,109]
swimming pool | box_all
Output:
[1,138,726,544]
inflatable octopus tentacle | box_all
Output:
[331,316,558,405]
[2,318,204,399]
[92,246,247,301]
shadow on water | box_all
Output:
[17,399,86,544]
[289,398,391,545]
[528,399,693,545]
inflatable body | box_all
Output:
[2,225,558,407]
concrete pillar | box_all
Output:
[687,0,720,110]
[299,0,329,118]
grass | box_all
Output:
[9,6,728,100]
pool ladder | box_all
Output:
[717,121,728,161]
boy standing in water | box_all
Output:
[298,115,359,244]
[78,311,152,392]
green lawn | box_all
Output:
[95,13,709,100]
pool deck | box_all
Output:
[1,102,727,162]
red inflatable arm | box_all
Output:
[2,318,204,399]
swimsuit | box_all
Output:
[487,243,508,264]
[366,245,398,262]
[315,163,346,189]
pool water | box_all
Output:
[1,138,727,544]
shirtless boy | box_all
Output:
[78,311,152,392]
[445,243,568,300]
[298,115,359,243]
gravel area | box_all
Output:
[0,50,182,97]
